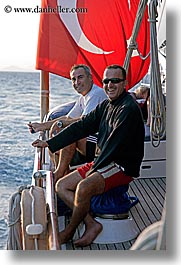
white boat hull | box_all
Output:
[141,140,166,178]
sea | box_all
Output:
[0,71,79,250]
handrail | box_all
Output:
[46,171,60,250]
[33,131,46,175]
[32,136,60,250]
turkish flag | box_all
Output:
[36,0,150,89]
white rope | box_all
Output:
[6,185,34,250]
[6,187,24,250]
[149,0,166,147]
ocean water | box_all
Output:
[0,71,78,250]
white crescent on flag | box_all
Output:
[57,0,113,54]
[57,0,138,57]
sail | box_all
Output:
[36,0,150,89]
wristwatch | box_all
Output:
[57,120,63,128]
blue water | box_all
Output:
[0,71,78,249]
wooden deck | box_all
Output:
[58,177,166,250]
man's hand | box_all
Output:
[27,122,43,133]
[32,139,49,148]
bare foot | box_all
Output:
[58,229,75,245]
[74,220,102,247]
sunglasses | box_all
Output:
[102,78,125,85]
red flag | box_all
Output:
[36,0,150,89]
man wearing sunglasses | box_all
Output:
[32,64,145,247]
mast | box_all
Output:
[40,70,49,122]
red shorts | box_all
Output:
[77,162,133,192]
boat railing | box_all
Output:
[32,130,60,250]
[46,171,60,250]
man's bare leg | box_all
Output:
[54,138,87,182]
[48,149,57,171]
[56,170,83,243]
[56,170,105,246]
[53,143,76,182]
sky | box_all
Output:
[0,0,41,71]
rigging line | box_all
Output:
[137,49,150,60]
[149,0,166,147]
[127,42,150,60]
[123,0,149,72]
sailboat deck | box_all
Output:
[58,177,166,250]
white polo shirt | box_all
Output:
[67,84,107,118]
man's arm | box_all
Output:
[28,116,67,133]
[47,114,99,153]
[32,101,105,152]
[31,116,82,147]
[32,116,97,150]
[28,114,80,134]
